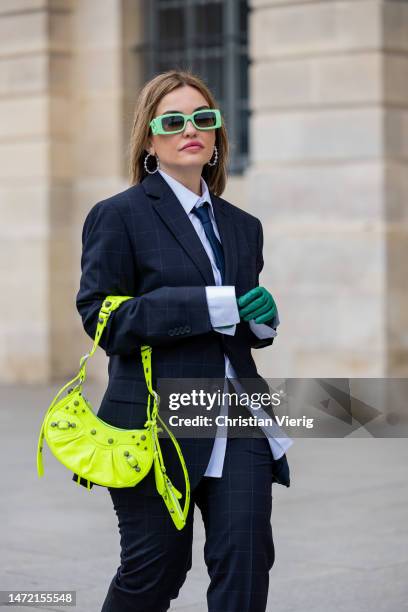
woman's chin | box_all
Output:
[171,159,206,169]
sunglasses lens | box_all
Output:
[195,111,217,128]
[161,115,185,133]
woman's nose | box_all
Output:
[183,119,197,135]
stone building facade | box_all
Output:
[1,0,407,383]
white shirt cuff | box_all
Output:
[205,286,240,335]
[248,310,280,339]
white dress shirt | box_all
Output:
[158,169,293,477]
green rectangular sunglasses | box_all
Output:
[150,108,222,135]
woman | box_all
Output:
[76,69,292,612]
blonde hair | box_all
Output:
[128,69,229,196]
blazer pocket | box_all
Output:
[106,378,150,405]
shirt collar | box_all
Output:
[158,168,214,216]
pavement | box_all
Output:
[1,382,407,612]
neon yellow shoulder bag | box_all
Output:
[36,296,190,530]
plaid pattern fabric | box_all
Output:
[74,171,285,492]
[100,437,275,612]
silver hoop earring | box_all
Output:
[144,152,160,174]
[207,144,218,167]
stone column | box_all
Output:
[71,0,145,384]
[247,0,408,377]
[383,1,408,377]
[0,0,145,383]
[0,0,74,382]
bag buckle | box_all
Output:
[99,298,117,316]
[98,310,110,322]
[151,390,160,408]
[51,419,73,430]
[79,353,90,367]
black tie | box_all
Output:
[191,202,225,284]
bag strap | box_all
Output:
[75,295,134,385]
[89,297,190,522]
[36,296,133,478]
[37,296,190,524]
[140,346,191,523]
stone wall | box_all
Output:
[248,0,408,377]
[1,0,406,383]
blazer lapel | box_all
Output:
[142,172,215,285]
[141,172,238,287]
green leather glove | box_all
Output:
[237,286,277,324]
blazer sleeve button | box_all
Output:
[185,325,191,333]
[168,329,175,336]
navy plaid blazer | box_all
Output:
[75,170,290,492]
